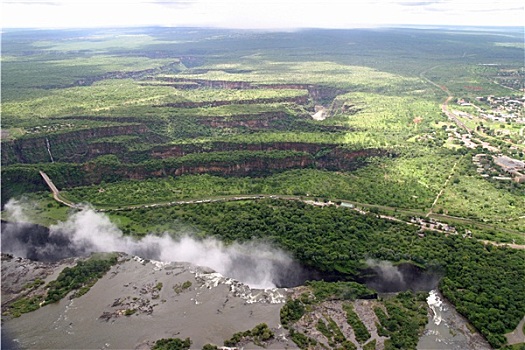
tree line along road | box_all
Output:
[39,171,524,248]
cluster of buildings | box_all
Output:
[455,95,524,124]
[410,217,457,234]
[473,95,525,123]
[495,68,525,91]
[493,155,525,183]
[26,123,75,135]
[472,154,525,183]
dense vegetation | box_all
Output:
[316,318,354,349]
[2,26,524,349]
[152,337,191,350]
[44,253,118,304]
[280,299,306,329]
[4,253,119,318]
[343,303,371,344]
[6,295,45,318]
[306,281,376,301]
[112,199,524,347]
[281,281,426,349]
[373,292,429,350]
[280,280,375,330]
[223,323,274,347]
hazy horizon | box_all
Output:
[2,0,523,30]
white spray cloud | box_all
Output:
[364,258,441,292]
[2,199,35,258]
[4,198,31,223]
[366,258,406,285]
[3,200,296,289]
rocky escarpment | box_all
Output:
[1,111,350,166]
[153,77,347,104]
[157,95,309,108]
[39,61,181,89]
[81,147,389,184]
[1,146,391,202]
[1,139,391,205]
[149,141,334,159]
[82,152,316,184]
[317,148,392,171]
[1,124,149,165]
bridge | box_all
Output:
[39,171,77,209]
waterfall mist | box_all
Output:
[1,199,308,289]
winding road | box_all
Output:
[39,171,524,249]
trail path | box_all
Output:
[480,240,525,250]
[421,66,524,152]
[426,159,460,217]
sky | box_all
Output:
[2,0,524,29]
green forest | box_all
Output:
[1,26,524,349]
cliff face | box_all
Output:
[197,112,292,129]
[82,154,316,183]
[155,77,346,104]
[2,131,388,199]
[1,124,148,165]
[318,148,390,171]
[158,95,309,108]
[150,142,332,159]
[170,155,314,177]
[80,147,387,185]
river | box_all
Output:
[417,290,491,350]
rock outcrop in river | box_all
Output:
[1,253,294,349]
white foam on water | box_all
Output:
[427,289,443,325]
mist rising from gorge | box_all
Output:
[1,199,306,289]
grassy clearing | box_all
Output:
[194,132,347,145]
[161,87,308,103]
[437,173,525,233]
[84,101,305,120]
[1,193,71,226]
[332,92,444,148]
[4,81,306,122]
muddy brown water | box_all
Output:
[3,257,296,349]
[3,258,494,350]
